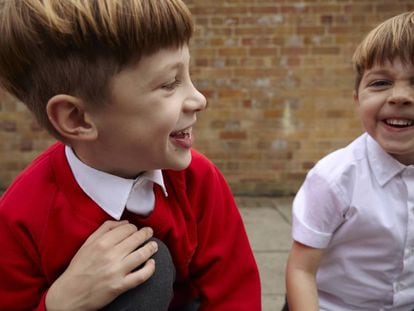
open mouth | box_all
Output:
[169,127,193,148]
[170,127,192,138]
[384,118,414,128]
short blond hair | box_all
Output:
[352,11,414,92]
[0,0,193,137]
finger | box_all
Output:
[123,258,156,289]
[115,227,154,256]
[83,220,129,246]
[97,223,143,247]
[122,240,158,273]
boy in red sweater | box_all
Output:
[0,1,261,310]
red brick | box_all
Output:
[1,0,413,196]
[219,131,247,140]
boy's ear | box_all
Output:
[46,94,98,141]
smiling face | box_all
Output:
[80,45,206,178]
[355,58,414,165]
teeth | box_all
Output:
[385,119,413,127]
[171,128,191,137]
[176,132,189,138]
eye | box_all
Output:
[161,78,181,91]
[368,79,392,88]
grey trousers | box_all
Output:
[101,238,175,311]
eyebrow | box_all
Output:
[362,68,394,81]
[160,62,184,72]
[147,62,186,89]
[365,68,390,76]
[155,61,186,78]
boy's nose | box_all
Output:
[184,85,207,112]
[388,85,414,106]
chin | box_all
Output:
[169,152,192,171]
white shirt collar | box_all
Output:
[366,134,407,186]
[65,146,168,220]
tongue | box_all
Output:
[170,133,193,148]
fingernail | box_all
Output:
[151,241,158,252]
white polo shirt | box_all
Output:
[293,133,414,310]
[65,146,168,220]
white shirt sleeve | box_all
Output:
[292,167,348,249]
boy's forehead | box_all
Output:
[114,46,190,88]
[363,57,414,76]
[134,46,190,73]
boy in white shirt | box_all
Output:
[285,11,414,311]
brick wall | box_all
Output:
[0,0,413,195]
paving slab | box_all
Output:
[237,196,294,311]
[263,294,287,311]
[240,206,292,252]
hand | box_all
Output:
[45,220,157,311]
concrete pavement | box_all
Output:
[236,196,294,311]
